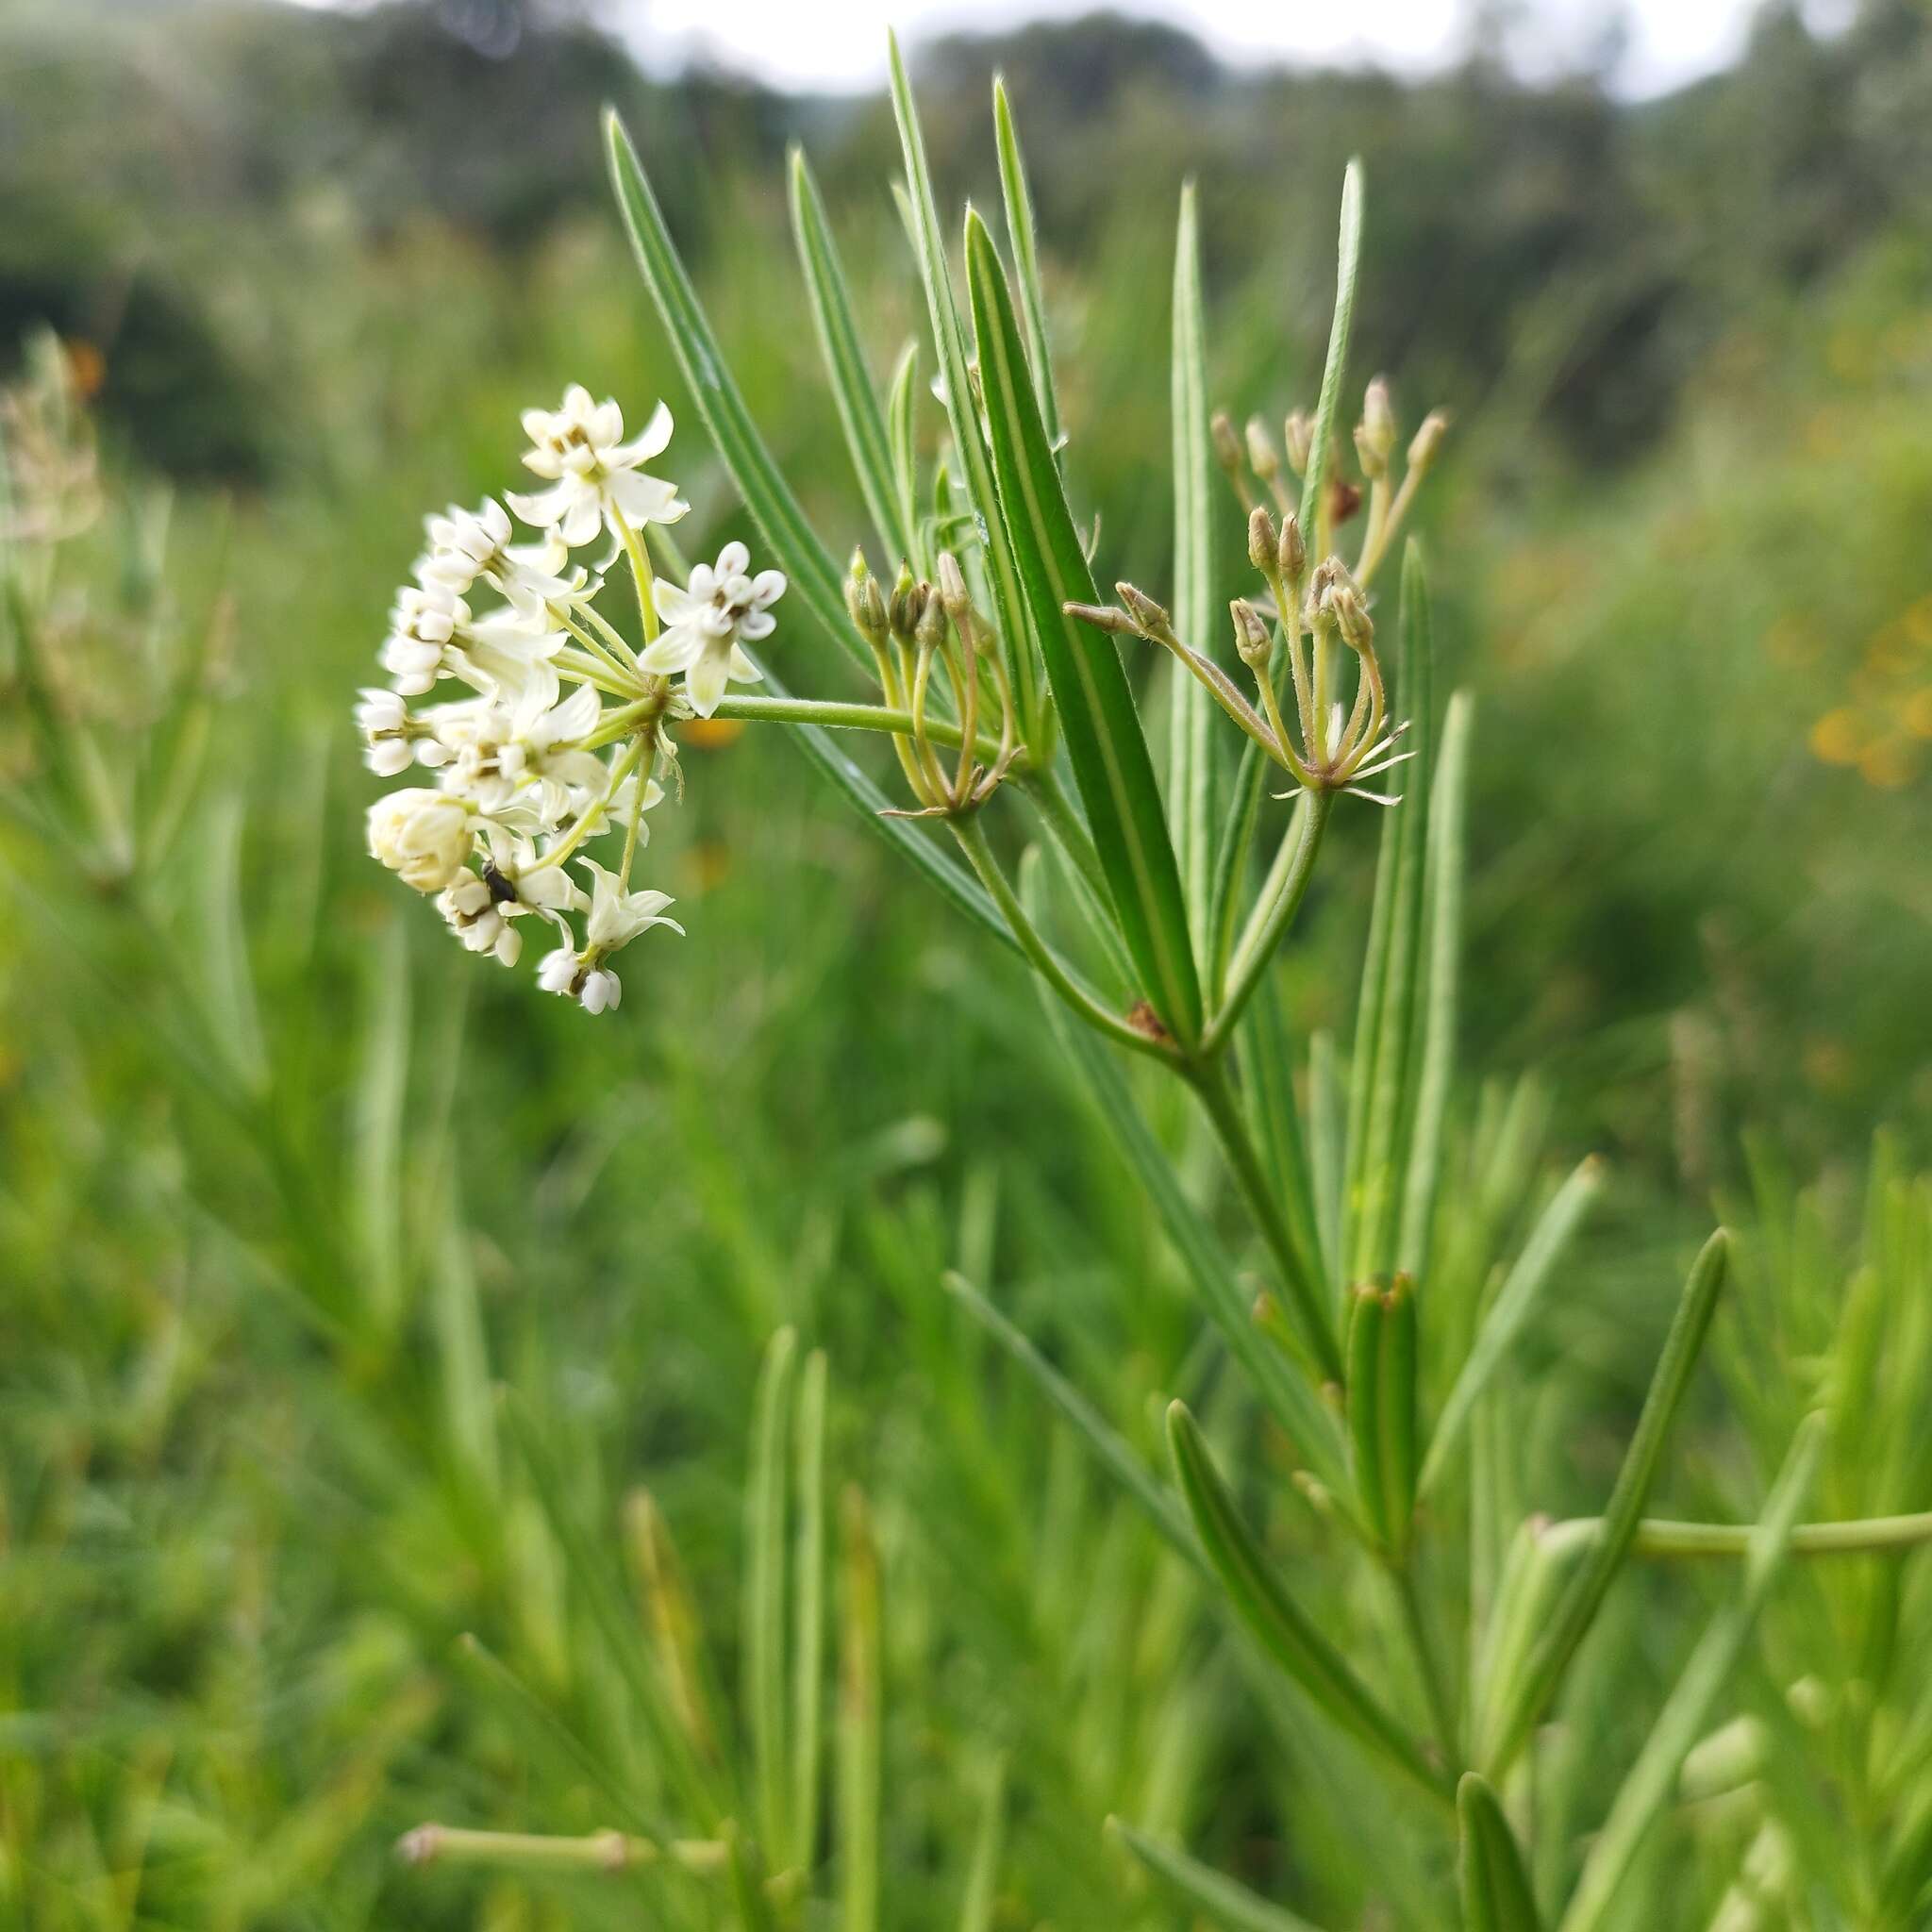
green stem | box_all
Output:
[1391,1560,1459,1770]
[1204,790,1335,1058]
[397,1824,725,1875]
[1188,1058,1341,1384]
[1628,1512,1932,1559]
[953,817,1179,1067]
[713,693,1004,762]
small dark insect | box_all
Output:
[1328,476,1364,526]
[483,863,519,905]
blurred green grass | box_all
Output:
[2,1,1929,1924]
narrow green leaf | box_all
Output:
[1397,688,1474,1276]
[1469,1518,1594,1771]
[724,1822,778,1932]
[1421,1156,1605,1498]
[1307,1029,1344,1285]
[431,1206,498,1501]
[605,114,1009,951]
[1168,180,1217,957]
[1377,1274,1419,1553]
[1296,160,1365,549]
[1484,1229,1733,1777]
[1107,1816,1332,1932]
[1346,1286,1389,1548]
[788,145,914,567]
[886,37,1042,740]
[1236,973,1325,1303]
[352,916,408,1332]
[958,1755,1007,1932]
[791,1348,828,1874]
[991,76,1061,451]
[887,340,923,572]
[1557,1415,1824,1932]
[1167,1402,1449,1800]
[201,786,267,1098]
[943,1271,1202,1570]
[837,1486,881,1932]
[745,1327,799,1862]
[1457,1774,1541,1932]
[966,208,1203,1043]
[1207,739,1266,994]
[1347,542,1434,1282]
[1029,958,1349,1497]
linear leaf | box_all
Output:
[606,114,1009,950]
[1296,160,1365,548]
[1107,1817,1331,1932]
[1484,1229,1733,1776]
[943,1271,1202,1570]
[745,1327,799,1862]
[1421,1155,1604,1498]
[966,209,1203,1042]
[791,1348,828,1874]
[1457,1774,1541,1932]
[788,145,914,567]
[837,1486,881,1932]
[1397,688,1474,1276]
[886,37,1042,739]
[1169,180,1218,958]
[991,76,1061,451]
[1168,1402,1450,1800]
[887,340,923,572]
[1557,1416,1823,1932]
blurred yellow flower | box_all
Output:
[1808,708,1866,766]
[1857,737,1918,791]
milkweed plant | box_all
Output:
[338,36,1932,1929]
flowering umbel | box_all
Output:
[359,385,783,1010]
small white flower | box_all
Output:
[356,686,414,775]
[380,583,467,696]
[508,386,687,548]
[537,946,579,996]
[578,857,684,952]
[435,835,586,966]
[535,947,620,1013]
[367,788,473,893]
[641,541,783,717]
[422,497,584,616]
[579,967,622,1014]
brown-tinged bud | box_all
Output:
[1283,408,1314,475]
[1244,414,1280,482]
[888,562,922,644]
[1115,581,1174,640]
[1277,513,1306,581]
[1330,584,1374,653]
[846,548,889,645]
[1063,601,1139,635]
[913,581,948,651]
[1361,375,1397,464]
[1247,504,1279,576]
[1210,409,1243,478]
[1353,422,1386,480]
[937,550,970,623]
[1407,408,1451,473]
[1230,598,1273,668]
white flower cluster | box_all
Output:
[359,384,787,1013]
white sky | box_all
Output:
[604,0,1780,96]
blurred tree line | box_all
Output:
[3,0,1928,482]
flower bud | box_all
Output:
[914,581,949,651]
[1360,376,1397,465]
[367,789,472,894]
[1115,581,1174,641]
[1329,583,1374,653]
[1277,513,1306,581]
[1353,422,1386,480]
[1247,504,1279,576]
[846,549,889,645]
[888,562,923,644]
[1230,599,1272,668]
[1283,408,1314,476]
[1244,414,1280,482]
[1210,409,1243,479]
[1407,408,1451,473]
[937,550,970,624]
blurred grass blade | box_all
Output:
[943,1270,1202,1569]
[966,208,1204,1044]
[888,340,923,571]
[201,786,268,1098]
[1484,1229,1732,1776]
[1167,1402,1448,1800]
[607,114,1008,951]
[1107,1816,1330,1932]
[837,1485,881,1932]
[625,1489,725,1764]
[1346,542,1434,1282]
[1028,955,1349,1497]
[1296,160,1364,548]
[745,1326,799,1863]
[724,1823,778,1932]
[1557,1414,1824,1932]
[1169,180,1217,958]
[789,146,914,568]
[886,37,1042,741]
[352,916,409,1334]
[431,1206,497,1501]
[991,76,1061,452]
[958,1753,1007,1932]
[504,1391,728,1827]
[1421,1156,1605,1497]
[1470,1518,1594,1770]
[1397,689,1474,1276]
[1457,1774,1541,1931]
[791,1347,828,1874]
